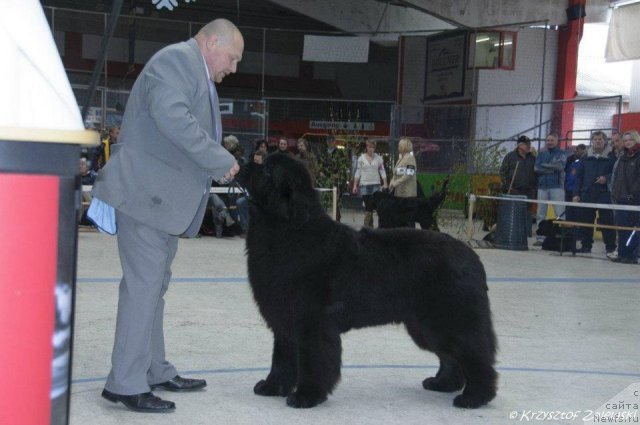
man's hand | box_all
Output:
[218,161,240,184]
[572,195,580,202]
[595,176,607,184]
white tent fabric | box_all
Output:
[605,4,640,62]
[0,0,84,130]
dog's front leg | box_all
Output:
[286,319,342,408]
[254,334,297,397]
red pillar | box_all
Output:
[0,174,59,425]
[553,0,586,148]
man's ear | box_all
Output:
[207,34,219,50]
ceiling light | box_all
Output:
[611,0,640,8]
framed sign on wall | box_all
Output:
[424,31,467,101]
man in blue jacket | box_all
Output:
[534,133,567,246]
[572,131,616,255]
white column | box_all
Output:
[629,60,640,112]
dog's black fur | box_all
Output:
[365,180,448,231]
[536,219,576,252]
[243,154,497,409]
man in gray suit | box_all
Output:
[93,19,244,413]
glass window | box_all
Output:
[470,32,500,68]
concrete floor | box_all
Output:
[70,210,640,425]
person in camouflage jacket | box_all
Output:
[317,135,351,221]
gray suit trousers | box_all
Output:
[104,210,179,395]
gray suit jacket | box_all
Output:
[93,38,234,236]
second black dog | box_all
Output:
[366,179,448,230]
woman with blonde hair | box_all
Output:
[389,137,417,198]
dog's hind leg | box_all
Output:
[405,320,464,392]
[254,334,297,397]
[286,321,342,408]
[450,340,497,409]
[422,353,465,392]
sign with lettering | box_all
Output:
[425,32,467,100]
[309,121,375,131]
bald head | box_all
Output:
[197,19,239,44]
[195,19,244,83]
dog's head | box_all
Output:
[248,153,319,224]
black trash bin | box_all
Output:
[0,128,98,425]
[494,194,529,251]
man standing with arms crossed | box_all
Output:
[92,19,243,413]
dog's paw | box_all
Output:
[286,390,327,408]
[422,376,464,393]
[253,379,292,397]
[453,393,492,409]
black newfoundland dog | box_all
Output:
[366,179,449,230]
[243,154,497,409]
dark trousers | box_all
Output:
[565,190,577,221]
[576,192,616,251]
[615,209,640,260]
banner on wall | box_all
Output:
[424,32,467,100]
[606,4,640,62]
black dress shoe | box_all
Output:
[151,375,207,392]
[102,389,175,413]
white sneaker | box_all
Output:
[606,250,618,260]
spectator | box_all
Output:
[564,143,586,221]
[318,135,350,222]
[611,131,625,158]
[610,131,625,194]
[572,131,616,255]
[79,157,97,186]
[499,136,537,234]
[274,137,293,157]
[93,125,119,171]
[352,140,388,227]
[79,158,97,225]
[254,139,268,155]
[235,150,266,236]
[223,134,246,166]
[499,135,536,197]
[533,132,567,246]
[295,137,319,185]
[207,193,235,238]
[564,144,586,200]
[610,130,640,264]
